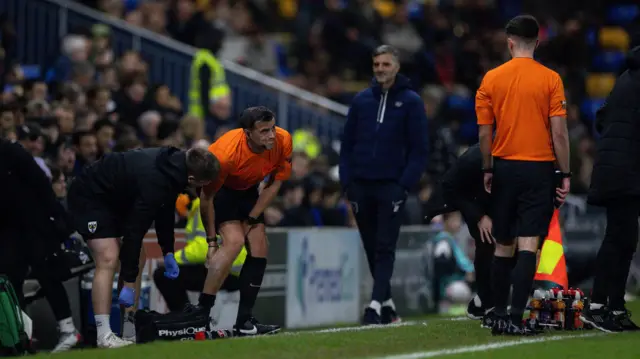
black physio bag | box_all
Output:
[134,308,210,343]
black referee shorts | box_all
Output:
[214,185,264,231]
[490,158,555,245]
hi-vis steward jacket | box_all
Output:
[174,196,246,276]
[188,49,231,119]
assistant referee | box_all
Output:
[475,15,570,336]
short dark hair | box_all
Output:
[72,130,95,146]
[372,45,400,62]
[238,106,275,130]
[158,119,180,141]
[185,147,220,181]
[505,15,539,41]
[93,118,115,133]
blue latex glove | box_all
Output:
[164,253,180,279]
[118,287,135,308]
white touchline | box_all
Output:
[241,316,470,340]
[368,333,603,359]
[272,321,423,337]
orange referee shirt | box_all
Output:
[475,58,567,162]
[204,127,293,194]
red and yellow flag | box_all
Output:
[535,209,568,289]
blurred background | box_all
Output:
[1,0,640,345]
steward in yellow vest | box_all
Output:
[188,49,231,120]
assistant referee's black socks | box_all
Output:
[510,250,537,323]
[198,293,216,310]
[491,256,513,317]
[236,256,267,324]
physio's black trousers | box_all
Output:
[348,180,406,303]
[466,221,494,309]
[591,198,640,310]
[0,226,72,321]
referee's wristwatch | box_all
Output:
[206,236,219,248]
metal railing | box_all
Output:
[1,0,350,141]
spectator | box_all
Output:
[72,130,98,176]
[112,74,150,129]
[0,103,16,137]
[93,118,115,157]
[238,25,278,76]
[166,0,210,46]
[50,166,68,202]
[17,122,51,178]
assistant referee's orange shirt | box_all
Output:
[204,127,293,194]
[475,58,567,161]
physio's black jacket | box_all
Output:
[71,147,189,256]
[0,139,72,250]
[424,144,488,225]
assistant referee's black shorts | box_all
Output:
[490,158,555,245]
[214,185,265,231]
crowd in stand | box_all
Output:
[1,1,640,233]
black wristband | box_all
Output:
[482,168,493,174]
[206,236,217,244]
[560,172,572,178]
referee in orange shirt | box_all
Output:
[475,15,571,335]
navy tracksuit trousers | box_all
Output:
[347,180,406,303]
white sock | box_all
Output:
[95,314,112,338]
[590,303,604,310]
[58,317,75,334]
[473,294,482,307]
[382,299,396,310]
[369,300,381,315]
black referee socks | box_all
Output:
[236,256,267,324]
[510,250,537,322]
[491,256,513,316]
[198,293,216,310]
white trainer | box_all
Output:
[51,331,82,353]
[97,332,134,349]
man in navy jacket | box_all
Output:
[339,45,429,325]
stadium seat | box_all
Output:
[278,0,297,19]
[373,0,396,18]
[607,5,639,25]
[591,51,626,73]
[20,65,41,80]
[124,0,139,12]
[580,98,606,122]
[586,73,616,99]
[344,81,369,94]
[585,28,597,48]
[446,94,475,114]
[599,27,630,52]
[408,2,423,21]
[275,43,293,78]
[273,32,294,46]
